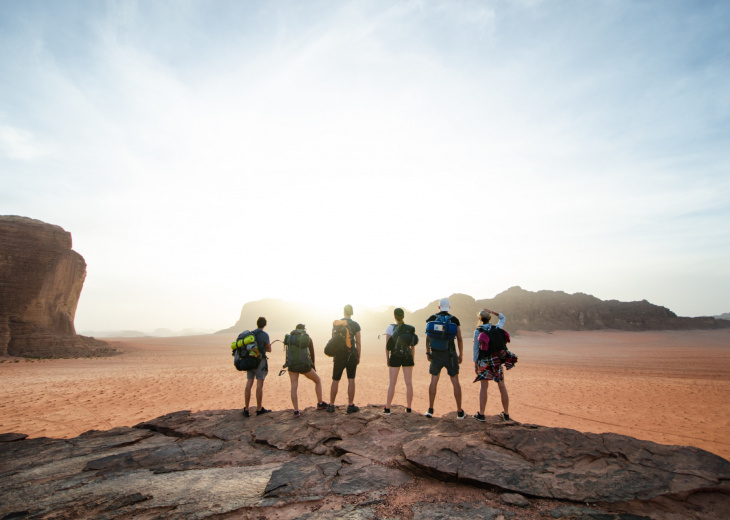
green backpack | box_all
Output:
[283,328,313,373]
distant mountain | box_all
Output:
[715,313,730,321]
[420,287,730,332]
[217,299,400,341]
[221,288,730,338]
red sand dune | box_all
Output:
[1,329,728,461]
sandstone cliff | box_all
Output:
[0,216,113,357]
[1,406,728,519]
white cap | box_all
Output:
[439,298,450,311]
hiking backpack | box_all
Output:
[476,325,510,360]
[231,330,262,371]
[325,320,354,358]
[324,331,345,357]
[283,328,313,373]
[425,314,457,351]
[387,324,418,360]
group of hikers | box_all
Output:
[233,299,518,421]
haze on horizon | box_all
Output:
[2,1,729,332]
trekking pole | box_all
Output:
[278,339,287,376]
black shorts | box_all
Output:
[332,352,358,381]
[388,352,414,368]
[429,349,459,377]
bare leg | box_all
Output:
[255,379,264,410]
[244,378,254,409]
[289,371,299,411]
[497,380,509,415]
[450,374,463,412]
[302,369,323,403]
[402,366,414,409]
[479,380,489,414]
[428,374,440,409]
[386,367,400,408]
[347,378,356,405]
[330,379,339,406]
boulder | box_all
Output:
[402,419,730,502]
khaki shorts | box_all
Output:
[246,357,268,380]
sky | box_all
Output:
[1,0,729,333]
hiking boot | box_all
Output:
[242,408,250,418]
[317,402,329,411]
[425,408,434,418]
[500,411,511,421]
[473,412,486,422]
[406,408,412,413]
[383,408,391,416]
[294,410,300,418]
[457,410,466,420]
[256,407,271,416]
[326,404,336,413]
[346,404,360,414]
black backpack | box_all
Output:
[232,330,262,371]
[324,333,346,357]
[325,320,355,358]
[387,324,418,360]
[476,325,509,360]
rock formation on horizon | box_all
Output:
[413,287,730,333]
[1,406,728,519]
[0,216,113,357]
[221,287,730,338]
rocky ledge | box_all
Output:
[1,406,728,519]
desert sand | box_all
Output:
[1,329,729,461]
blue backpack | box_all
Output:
[426,314,457,351]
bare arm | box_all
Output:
[356,331,362,364]
[456,326,463,364]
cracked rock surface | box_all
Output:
[1,405,728,519]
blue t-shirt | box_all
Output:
[253,328,270,357]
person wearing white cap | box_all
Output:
[424,298,465,419]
